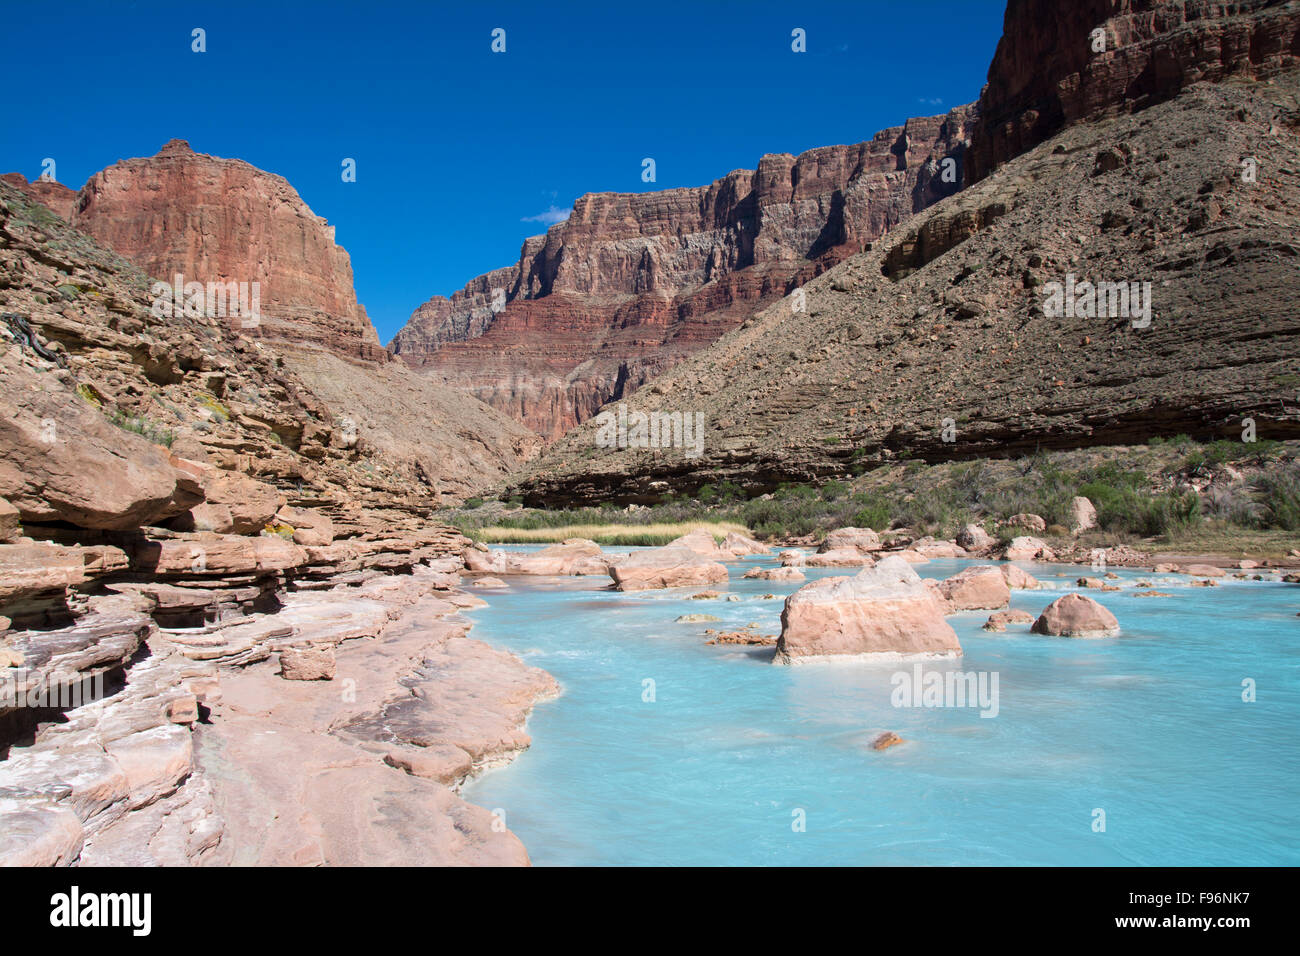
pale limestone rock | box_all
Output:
[1031,594,1120,638]
[776,556,961,662]
[608,546,729,591]
[937,565,1011,612]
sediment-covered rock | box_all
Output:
[1031,593,1121,638]
[775,555,961,662]
[743,566,805,582]
[608,546,729,591]
[820,527,882,554]
[937,565,1012,612]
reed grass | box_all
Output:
[465,520,751,546]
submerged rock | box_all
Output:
[743,566,805,581]
[982,609,1036,632]
[870,731,904,752]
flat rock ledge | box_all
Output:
[0,560,558,867]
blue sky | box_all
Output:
[3,1,1006,343]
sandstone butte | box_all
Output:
[3,0,1300,868]
[72,139,385,362]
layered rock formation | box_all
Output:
[70,140,385,362]
[2,151,541,504]
[0,180,550,864]
[510,67,1300,503]
[967,0,1300,183]
[390,112,974,438]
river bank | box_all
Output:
[0,557,559,867]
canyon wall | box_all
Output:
[390,111,975,439]
[511,0,1300,503]
[968,0,1300,182]
[70,139,387,362]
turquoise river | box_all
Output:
[461,547,1300,866]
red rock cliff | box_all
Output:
[70,140,385,362]
[390,111,974,439]
[968,0,1300,182]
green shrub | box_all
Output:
[1257,465,1300,530]
[108,411,175,448]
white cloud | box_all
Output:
[522,205,570,226]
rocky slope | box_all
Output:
[0,173,77,221]
[0,179,550,863]
[390,112,974,438]
[4,146,541,503]
[510,64,1300,503]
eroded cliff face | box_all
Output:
[967,0,1300,182]
[390,111,975,439]
[0,174,78,221]
[71,140,386,362]
[508,0,1300,504]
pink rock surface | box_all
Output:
[608,546,729,591]
[937,565,1012,612]
[1031,593,1121,638]
[820,527,882,553]
[776,555,961,662]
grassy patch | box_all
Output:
[464,520,750,546]
[109,411,175,448]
